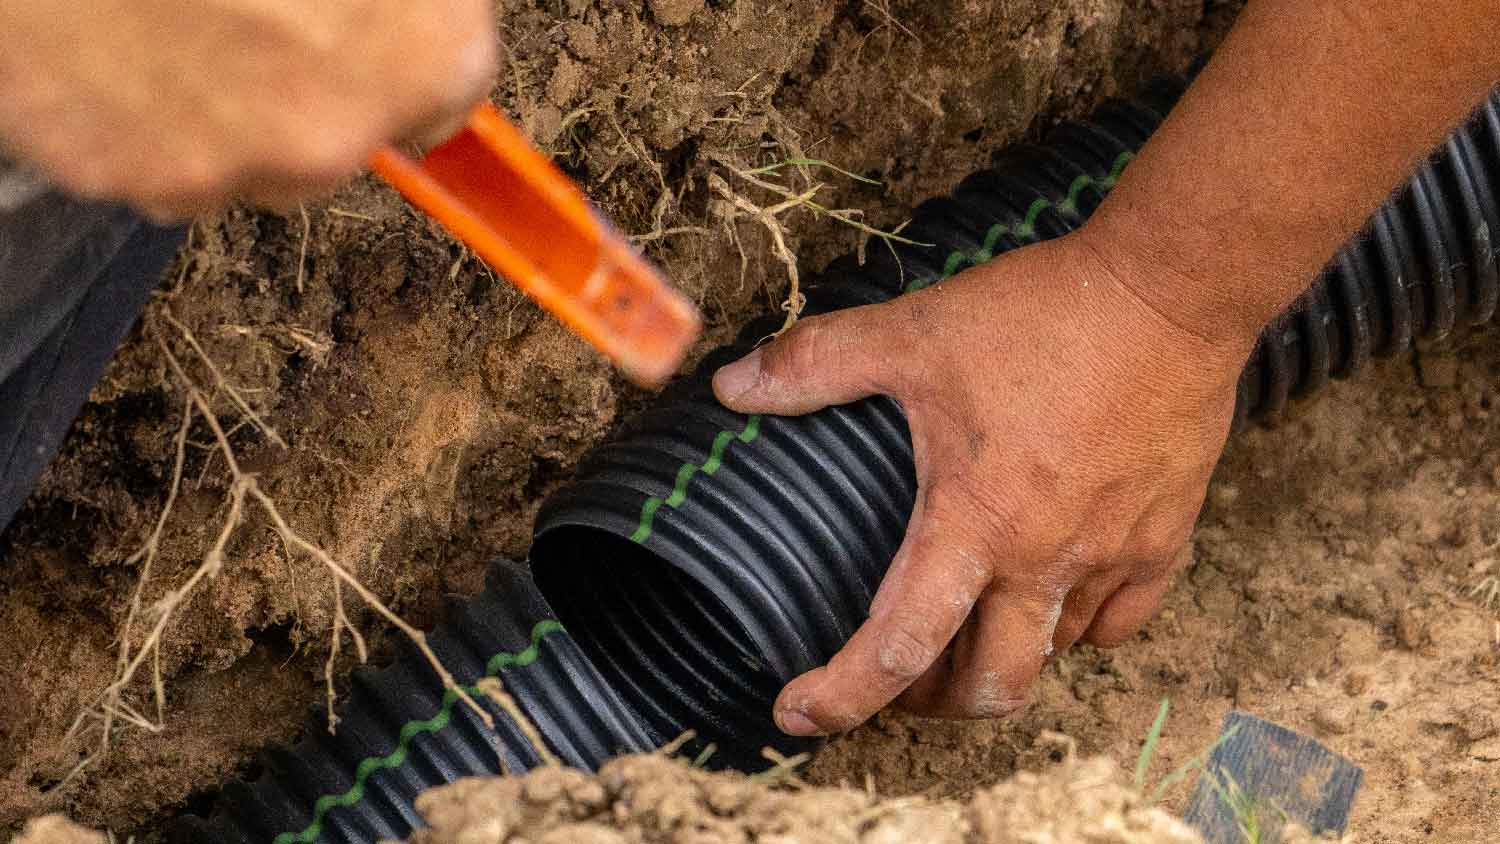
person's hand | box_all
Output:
[712,227,1254,734]
[0,0,497,219]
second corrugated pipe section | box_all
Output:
[179,74,1500,843]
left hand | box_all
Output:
[711,227,1253,735]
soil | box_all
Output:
[2,0,1496,842]
[407,752,1202,844]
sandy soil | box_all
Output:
[4,0,1496,841]
[408,753,1201,844]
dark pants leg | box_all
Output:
[0,191,184,536]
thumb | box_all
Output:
[712,305,903,415]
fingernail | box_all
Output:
[713,347,763,403]
[776,707,823,737]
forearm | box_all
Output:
[1085,0,1500,350]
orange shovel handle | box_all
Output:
[370,103,700,386]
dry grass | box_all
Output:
[1469,574,1500,612]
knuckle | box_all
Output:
[875,619,941,684]
[1087,625,1137,649]
[939,483,1023,564]
[761,317,827,381]
[292,130,361,187]
[417,12,497,113]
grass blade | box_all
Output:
[1135,697,1171,790]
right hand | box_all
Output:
[0,0,498,219]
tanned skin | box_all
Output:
[711,1,1500,735]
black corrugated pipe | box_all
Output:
[177,75,1499,844]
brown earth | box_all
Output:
[408,753,1202,844]
[2,0,1496,842]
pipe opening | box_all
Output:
[532,526,791,771]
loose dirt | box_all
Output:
[409,752,1200,844]
[2,0,1496,842]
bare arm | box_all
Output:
[711,0,1500,735]
[1094,0,1500,346]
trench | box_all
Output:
[175,74,1500,844]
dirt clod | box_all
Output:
[12,816,104,844]
[411,754,1197,844]
[647,0,701,27]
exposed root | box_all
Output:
[158,309,286,449]
[708,172,813,336]
[477,677,560,772]
[854,0,923,63]
[750,747,812,785]
[629,225,710,245]
[324,579,369,734]
[217,322,334,368]
[61,307,488,785]
[657,730,698,757]
[325,207,376,223]
[295,204,311,295]
[708,149,927,337]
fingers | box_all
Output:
[1084,542,1190,647]
[902,580,1066,719]
[713,304,911,416]
[1049,571,1127,655]
[772,501,992,735]
[1082,575,1175,648]
[393,29,499,152]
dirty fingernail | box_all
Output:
[775,707,823,737]
[713,347,763,403]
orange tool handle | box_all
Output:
[370,103,701,386]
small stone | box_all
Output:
[523,770,566,803]
[1395,607,1429,650]
[1210,482,1240,508]
[648,0,702,26]
[705,780,751,815]
[1313,702,1352,736]
[564,22,602,61]
[1343,672,1371,696]
[1471,735,1500,761]
[14,816,105,844]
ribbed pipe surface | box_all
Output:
[179,75,1500,844]
[172,561,654,844]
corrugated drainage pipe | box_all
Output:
[530,74,1500,767]
[177,75,1500,844]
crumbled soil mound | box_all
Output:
[11,815,104,844]
[409,754,1198,844]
